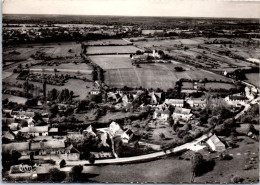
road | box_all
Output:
[63,133,211,168]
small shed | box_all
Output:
[206,134,225,152]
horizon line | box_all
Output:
[3,13,260,20]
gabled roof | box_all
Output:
[20,126,49,133]
[2,142,29,153]
[207,134,225,147]
[155,110,171,115]
[31,140,65,150]
[65,144,80,153]
[9,123,19,130]
[174,107,191,115]
[165,99,184,105]
[48,128,58,133]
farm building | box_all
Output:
[9,122,19,131]
[186,98,207,108]
[20,125,49,137]
[224,94,248,107]
[153,110,171,121]
[172,107,192,121]
[2,130,16,140]
[206,134,226,152]
[164,99,184,107]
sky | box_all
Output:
[2,0,260,18]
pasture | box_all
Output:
[88,55,133,69]
[86,46,141,54]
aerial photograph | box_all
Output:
[1,0,260,183]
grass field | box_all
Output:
[105,63,232,90]
[31,62,92,71]
[86,46,141,54]
[88,55,133,69]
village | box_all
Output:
[2,14,260,183]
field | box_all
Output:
[88,55,133,69]
[86,46,141,54]
[3,42,82,61]
[105,63,232,90]
[86,39,130,46]
[245,73,260,87]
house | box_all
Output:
[224,94,248,107]
[152,49,163,58]
[164,99,184,107]
[109,122,124,137]
[31,140,65,156]
[206,134,226,152]
[186,98,207,108]
[59,144,80,161]
[149,91,162,104]
[107,92,121,102]
[48,128,59,136]
[12,111,35,119]
[2,130,16,140]
[9,122,19,131]
[121,129,134,143]
[153,110,171,121]
[90,89,101,95]
[20,125,49,137]
[83,125,96,136]
[172,107,192,121]
[98,132,110,147]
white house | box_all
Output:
[153,110,171,121]
[206,134,226,152]
[20,125,49,137]
[186,98,207,108]
[172,107,192,121]
[164,99,184,107]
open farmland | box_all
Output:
[3,47,41,61]
[105,63,232,90]
[86,46,141,54]
[88,55,134,69]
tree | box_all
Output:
[60,159,66,168]
[49,168,66,182]
[25,98,38,107]
[191,152,204,181]
[88,153,95,164]
[69,165,83,182]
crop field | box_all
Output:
[86,46,140,54]
[105,63,232,90]
[88,55,134,69]
[86,39,130,46]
